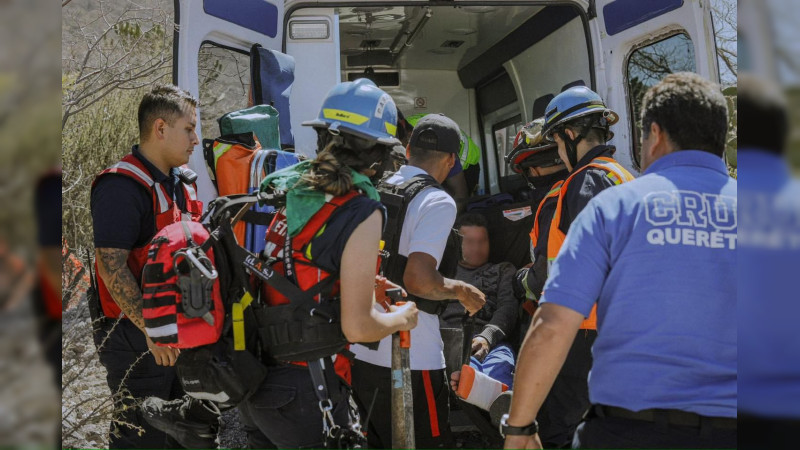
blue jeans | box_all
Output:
[469,342,515,388]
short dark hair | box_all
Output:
[738,74,788,155]
[641,72,728,156]
[456,213,488,232]
[138,84,198,141]
[407,144,451,166]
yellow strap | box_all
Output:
[232,291,254,351]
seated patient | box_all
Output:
[440,214,517,415]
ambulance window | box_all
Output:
[197,42,251,139]
[493,115,524,178]
[626,33,695,169]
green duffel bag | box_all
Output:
[218,105,281,150]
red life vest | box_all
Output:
[92,154,203,319]
[260,190,362,382]
[261,190,360,307]
[39,262,62,320]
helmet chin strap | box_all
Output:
[557,126,590,170]
[523,168,569,190]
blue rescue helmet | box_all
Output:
[541,86,619,141]
[302,78,401,147]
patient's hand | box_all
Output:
[471,336,490,362]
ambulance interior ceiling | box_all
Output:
[337,5,545,73]
[334,4,590,119]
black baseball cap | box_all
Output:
[408,113,461,154]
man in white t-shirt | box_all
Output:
[351,113,486,448]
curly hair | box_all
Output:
[300,141,354,197]
[640,72,728,156]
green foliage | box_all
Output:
[62,89,143,252]
[0,93,61,250]
[62,1,174,253]
[722,86,737,172]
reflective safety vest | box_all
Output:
[530,181,565,253]
[92,154,203,319]
[537,156,634,330]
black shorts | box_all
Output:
[351,359,454,449]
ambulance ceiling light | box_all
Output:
[289,20,330,40]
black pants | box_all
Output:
[33,286,61,388]
[739,413,798,449]
[573,408,737,449]
[96,319,184,449]
[538,329,596,448]
[351,359,454,449]
[238,363,352,449]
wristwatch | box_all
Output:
[500,413,539,437]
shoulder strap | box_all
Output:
[379,173,441,259]
[292,190,361,251]
[95,154,174,215]
[96,154,155,190]
[554,156,633,221]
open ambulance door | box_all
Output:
[173,0,285,205]
[590,0,720,173]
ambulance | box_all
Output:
[173,0,721,206]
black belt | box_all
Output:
[592,404,737,430]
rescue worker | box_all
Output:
[503,72,736,449]
[236,78,420,449]
[506,118,569,321]
[511,88,634,448]
[90,84,202,448]
[465,120,567,274]
[406,113,482,210]
[34,169,63,388]
[350,113,486,449]
[738,74,800,449]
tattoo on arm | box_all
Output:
[96,248,146,330]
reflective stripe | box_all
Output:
[110,161,154,186]
[323,108,370,126]
[154,183,170,213]
[213,143,232,167]
[421,370,441,437]
[145,323,178,338]
[184,182,198,200]
[385,121,397,136]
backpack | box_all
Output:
[142,221,225,348]
[377,173,462,315]
[143,195,273,404]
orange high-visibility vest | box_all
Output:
[545,156,634,329]
[530,180,564,248]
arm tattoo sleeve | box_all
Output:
[96,248,146,330]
